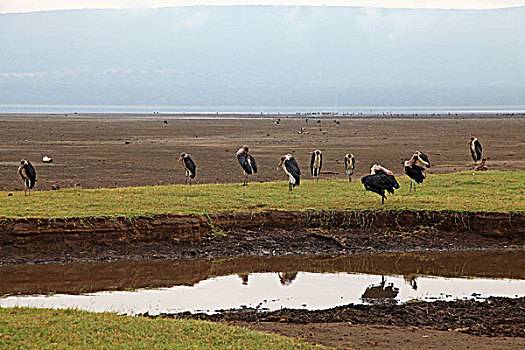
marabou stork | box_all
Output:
[361,164,399,204]
[236,145,257,186]
[17,159,36,196]
[278,154,301,191]
[310,150,322,181]
[467,136,483,163]
[344,153,355,182]
[177,153,196,185]
[403,155,425,192]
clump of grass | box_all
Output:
[0,171,523,219]
[0,307,323,349]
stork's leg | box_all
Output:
[348,176,352,182]
[243,172,247,186]
[185,174,188,185]
[189,177,192,186]
[289,182,293,191]
[381,196,384,205]
[316,175,319,182]
[409,179,412,192]
[414,181,417,192]
[24,186,27,196]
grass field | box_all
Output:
[0,171,523,219]
[0,308,323,349]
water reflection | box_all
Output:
[278,272,298,286]
[361,276,399,304]
[0,272,523,315]
[1,250,523,297]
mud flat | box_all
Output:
[1,210,523,265]
[1,113,524,190]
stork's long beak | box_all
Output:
[277,159,283,170]
[177,157,183,164]
[17,164,23,175]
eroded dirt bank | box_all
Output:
[1,210,523,265]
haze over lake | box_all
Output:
[1,6,524,111]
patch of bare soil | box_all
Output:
[235,322,525,349]
[158,297,525,349]
[1,114,524,190]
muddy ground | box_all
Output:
[0,113,524,190]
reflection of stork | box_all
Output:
[177,153,196,185]
[361,276,399,300]
[310,150,322,181]
[238,274,249,285]
[278,154,301,191]
[404,276,418,290]
[278,272,298,286]
[17,159,36,196]
[467,136,483,163]
[361,165,400,204]
[236,145,258,186]
[344,154,355,182]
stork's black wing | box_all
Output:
[418,152,430,168]
[237,153,253,174]
[310,152,315,175]
[474,140,482,161]
[184,156,197,178]
[248,154,257,174]
[285,157,301,186]
[362,174,386,199]
[362,172,399,198]
[25,161,37,189]
[405,165,425,184]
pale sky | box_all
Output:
[2,0,525,14]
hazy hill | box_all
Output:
[1,6,524,108]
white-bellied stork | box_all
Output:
[467,136,483,163]
[17,159,36,196]
[177,152,196,185]
[344,153,355,182]
[310,149,322,181]
[236,145,257,186]
[361,164,399,204]
[278,154,301,191]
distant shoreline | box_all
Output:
[1,112,525,121]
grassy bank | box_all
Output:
[0,308,323,349]
[0,171,523,218]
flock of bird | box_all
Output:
[17,136,484,204]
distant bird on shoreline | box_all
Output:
[310,149,322,181]
[17,159,36,196]
[467,136,483,163]
[344,153,355,182]
[361,164,399,204]
[236,145,257,186]
[278,154,301,191]
[177,153,196,185]
[42,156,53,163]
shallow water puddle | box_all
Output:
[0,272,523,315]
[1,250,524,315]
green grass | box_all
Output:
[0,308,324,349]
[0,171,523,219]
